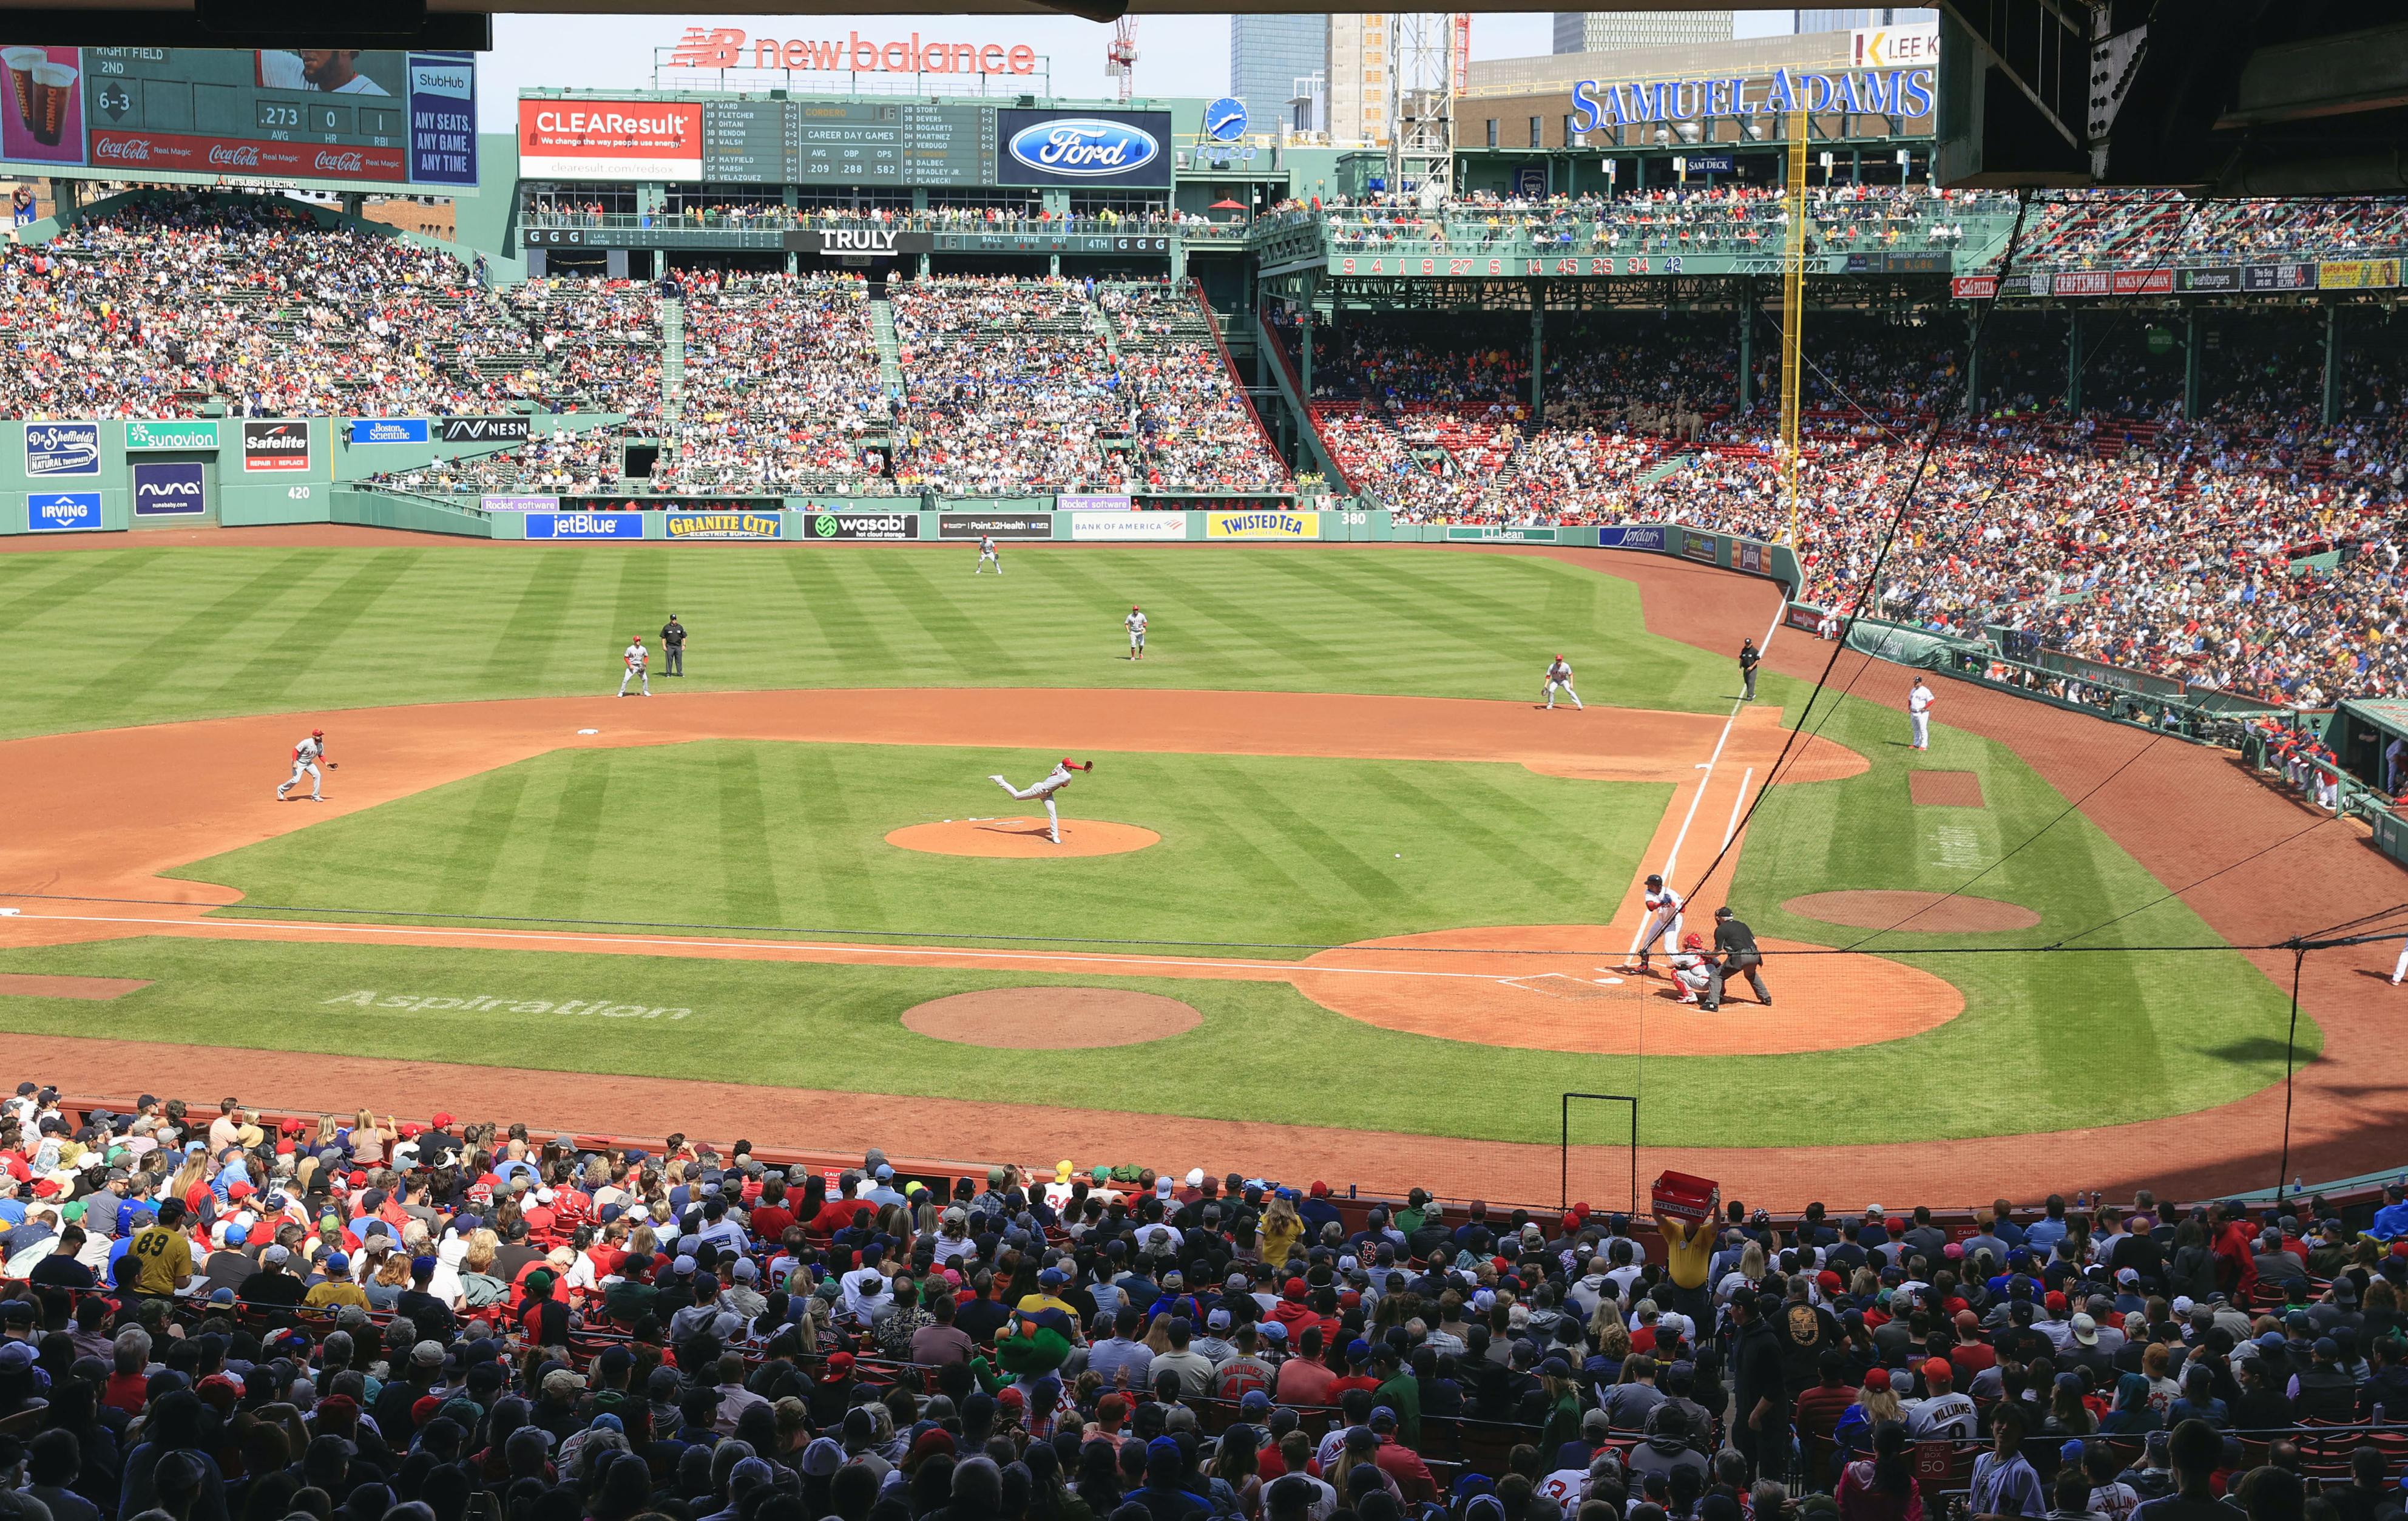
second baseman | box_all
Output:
[1541,655,1583,711]
[989,757,1094,845]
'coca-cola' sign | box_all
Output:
[86,129,405,183]
[208,143,260,168]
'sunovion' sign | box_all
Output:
[1570,65,1936,132]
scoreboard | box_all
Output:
[0,47,478,186]
[695,99,995,186]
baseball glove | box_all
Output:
[325,762,339,770]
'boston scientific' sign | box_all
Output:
[1571,64,1936,132]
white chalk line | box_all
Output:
[1,909,1629,987]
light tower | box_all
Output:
[1385,12,1466,203]
[1105,18,1138,104]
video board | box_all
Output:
[0,46,476,186]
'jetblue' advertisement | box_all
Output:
[996,109,1171,189]
[524,511,644,540]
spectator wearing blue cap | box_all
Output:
[1134,1434,1211,1521]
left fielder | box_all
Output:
[989,757,1094,845]
[1631,872,1684,974]
[1125,605,1148,661]
[276,728,336,802]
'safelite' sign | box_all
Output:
[241,420,311,473]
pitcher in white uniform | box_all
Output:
[989,757,1094,845]
[277,729,333,802]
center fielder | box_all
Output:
[989,757,1094,845]
[1630,872,1684,974]
[618,635,650,697]
[1541,655,1583,710]
[975,535,1001,575]
[276,728,336,802]
[1125,605,1148,661]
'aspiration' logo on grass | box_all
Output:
[322,990,692,1019]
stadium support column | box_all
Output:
[2066,308,2084,415]
[1530,286,1546,426]
[1736,280,1754,412]
[1964,311,1983,417]
[2323,304,2342,427]
[1299,293,1316,401]
[2183,308,2202,421]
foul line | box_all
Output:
[2,909,1538,984]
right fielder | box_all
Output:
[1631,872,1684,973]
[276,728,334,802]
[989,757,1094,845]
[1541,655,1583,710]
[618,635,650,697]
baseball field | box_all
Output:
[1,531,2393,1207]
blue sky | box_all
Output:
[479,8,1799,126]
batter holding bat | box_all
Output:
[276,728,337,802]
[989,757,1094,845]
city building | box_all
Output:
[1325,13,1392,146]
[1795,8,1936,29]
[1229,16,1328,134]
[1551,10,1734,55]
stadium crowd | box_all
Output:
[888,277,1285,495]
[1324,186,2015,258]
[0,197,536,422]
[1290,305,2408,708]
[9,1086,2408,1521]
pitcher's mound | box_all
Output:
[904,987,1202,1048]
[1784,890,2040,933]
[887,818,1160,858]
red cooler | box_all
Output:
[1651,1170,1719,1225]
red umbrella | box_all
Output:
[1208,198,1246,210]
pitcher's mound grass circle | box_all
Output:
[1785,890,2039,933]
[1288,924,1966,1055]
[886,818,1160,858]
[903,987,1202,1048]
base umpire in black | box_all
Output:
[661,614,687,677]
[1705,904,1772,1011]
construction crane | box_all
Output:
[1104,18,1137,103]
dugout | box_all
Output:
[2336,698,2408,795]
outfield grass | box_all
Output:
[172,744,1669,952]
[0,544,1740,740]
[1,542,2309,1150]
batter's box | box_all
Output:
[1498,972,1628,1000]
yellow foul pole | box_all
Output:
[1780,104,1808,550]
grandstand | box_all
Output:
[15,47,2408,1521]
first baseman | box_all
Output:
[1908,675,1934,749]
[989,757,1094,845]
[618,635,650,697]
[1631,872,1684,973]
[1125,605,1148,660]
[1541,655,1582,710]
[276,728,336,802]
[975,535,1001,575]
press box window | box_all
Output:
[1528,117,1541,147]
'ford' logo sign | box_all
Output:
[1006,117,1159,177]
